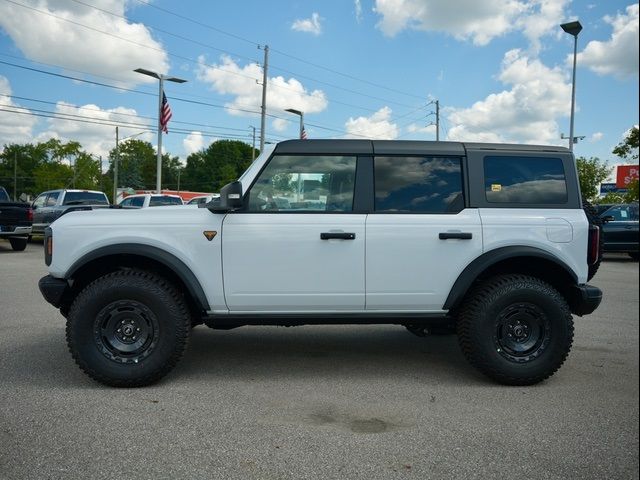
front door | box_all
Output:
[222,154,365,313]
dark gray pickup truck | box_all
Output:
[31,189,109,235]
[0,186,32,251]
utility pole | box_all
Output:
[250,126,256,162]
[435,100,440,141]
[13,152,17,201]
[259,45,269,152]
[114,126,119,203]
[177,167,181,192]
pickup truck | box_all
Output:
[0,186,32,251]
[31,189,109,235]
[38,140,602,387]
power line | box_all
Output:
[49,0,419,110]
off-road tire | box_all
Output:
[9,237,27,251]
[66,269,192,387]
[457,274,574,386]
[583,200,604,281]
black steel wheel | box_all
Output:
[457,274,573,386]
[66,269,192,387]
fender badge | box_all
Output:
[203,231,217,241]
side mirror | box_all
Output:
[209,181,243,212]
[602,215,615,223]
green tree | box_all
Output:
[612,126,639,161]
[576,156,612,202]
[611,126,639,202]
[182,140,253,192]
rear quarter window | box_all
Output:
[484,156,567,204]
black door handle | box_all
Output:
[439,232,473,240]
[320,232,356,240]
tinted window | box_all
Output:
[63,192,108,205]
[602,204,639,221]
[119,198,132,207]
[374,156,464,213]
[484,156,567,204]
[130,196,145,207]
[149,196,183,206]
[247,155,356,212]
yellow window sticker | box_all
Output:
[491,184,502,192]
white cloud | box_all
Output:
[183,131,212,155]
[345,106,399,139]
[355,0,363,23]
[576,4,639,79]
[447,49,570,145]
[196,55,328,118]
[291,12,323,35]
[373,0,527,45]
[0,0,169,86]
[589,132,604,142]
[373,0,568,48]
[0,76,37,145]
[407,123,437,136]
[36,102,152,159]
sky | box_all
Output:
[0,0,638,176]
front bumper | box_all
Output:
[569,284,603,316]
[38,275,69,308]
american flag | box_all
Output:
[301,124,307,140]
[160,91,172,134]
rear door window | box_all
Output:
[484,156,567,204]
[373,156,464,213]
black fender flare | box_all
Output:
[66,244,210,311]
[443,246,578,310]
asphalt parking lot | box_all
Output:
[1,241,638,480]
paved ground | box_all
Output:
[0,240,638,480]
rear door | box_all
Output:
[365,145,482,311]
[222,153,366,313]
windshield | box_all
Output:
[0,187,9,201]
[63,192,109,205]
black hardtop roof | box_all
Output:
[274,139,570,155]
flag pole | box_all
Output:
[156,77,164,193]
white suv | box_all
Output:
[38,140,602,387]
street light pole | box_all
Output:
[134,68,187,193]
[114,126,119,203]
[285,108,304,139]
[560,20,583,152]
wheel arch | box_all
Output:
[64,244,210,314]
[444,246,578,311]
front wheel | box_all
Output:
[457,274,574,386]
[66,270,192,387]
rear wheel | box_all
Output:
[66,269,192,387]
[9,237,27,251]
[457,274,573,386]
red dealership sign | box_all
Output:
[616,165,639,188]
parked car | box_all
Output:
[0,186,32,251]
[118,194,184,208]
[186,194,219,205]
[39,139,602,387]
[599,203,639,260]
[31,189,109,235]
